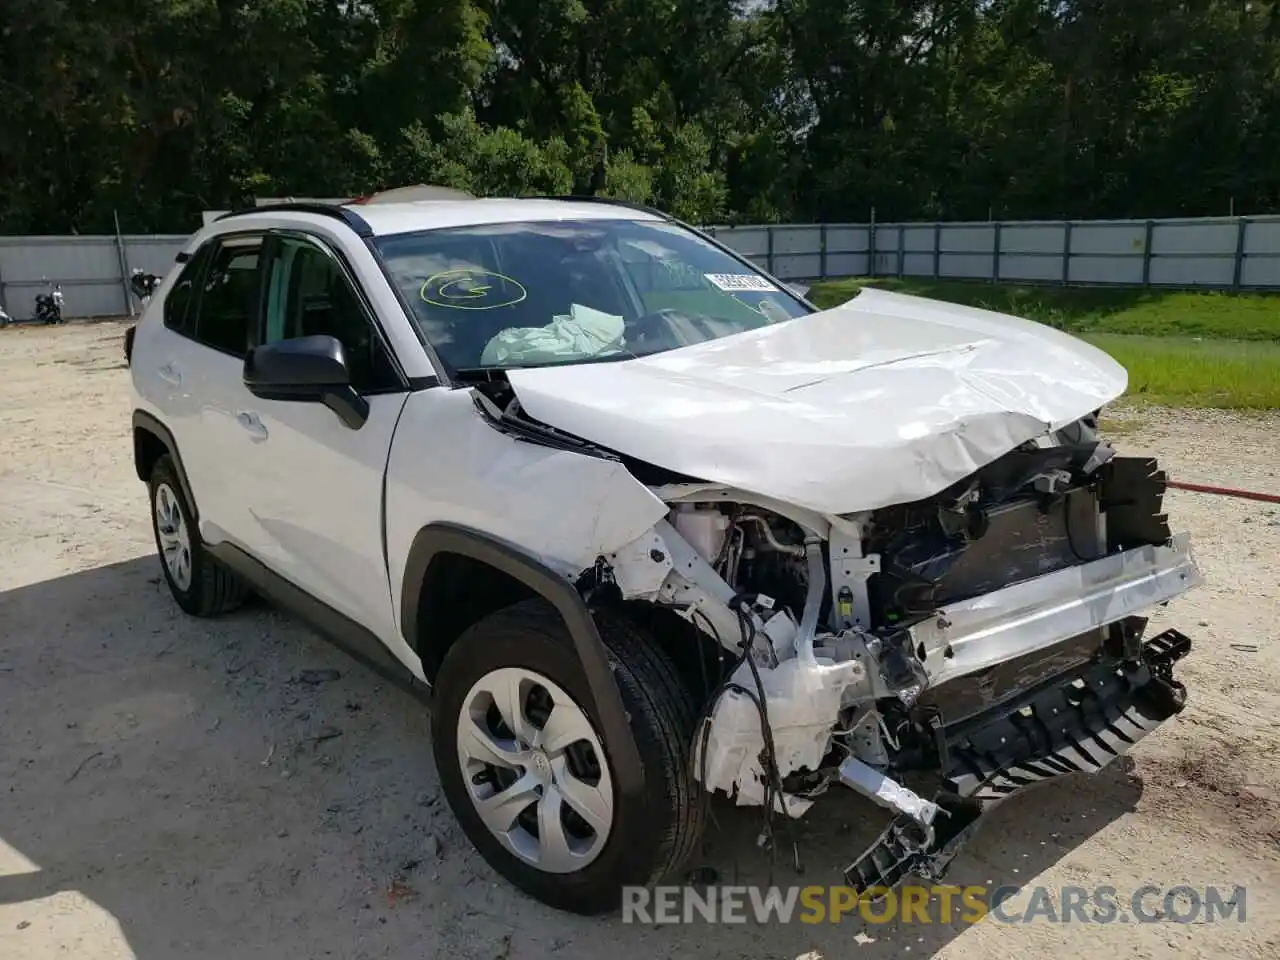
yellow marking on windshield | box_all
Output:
[421,269,527,310]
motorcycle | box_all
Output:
[34,278,64,324]
[123,269,160,363]
[0,302,10,328]
[129,268,160,307]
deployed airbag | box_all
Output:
[480,303,625,366]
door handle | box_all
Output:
[236,411,268,441]
[158,363,182,386]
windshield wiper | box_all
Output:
[451,353,638,381]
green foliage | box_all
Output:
[4,1,1280,232]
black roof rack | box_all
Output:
[215,202,373,237]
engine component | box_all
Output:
[672,504,730,564]
[693,653,865,816]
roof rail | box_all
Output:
[534,195,673,220]
[215,202,373,237]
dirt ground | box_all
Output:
[1,320,1278,960]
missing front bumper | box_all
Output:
[910,533,1201,689]
[842,627,1192,896]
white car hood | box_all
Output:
[504,287,1127,515]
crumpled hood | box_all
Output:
[504,287,1128,514]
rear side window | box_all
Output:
[191,236,264,357]
[163,248,210,335]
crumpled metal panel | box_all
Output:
[505,287,1127,515]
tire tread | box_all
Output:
[433,598,706,913]
[149,454,247,617]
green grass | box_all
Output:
[1084,334,1280,409]
[808,277,1280,340]
[808,277,1280,409]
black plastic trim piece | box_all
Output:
[400,522,645,798]
[131,410,200,522]
[216,202,374,238]
[175,251,191,263]
[205,542,430,702]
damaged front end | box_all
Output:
[587,415,1201,895]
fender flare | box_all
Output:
[132,410,200,521]
[400,522,645,800]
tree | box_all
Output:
[2,0,1278,232]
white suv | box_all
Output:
[129,194,1201,914]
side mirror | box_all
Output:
[243,334,369,428]
[785,282,811,299]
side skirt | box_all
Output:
[206,542,431,704]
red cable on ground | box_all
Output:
[1166,479,1280,505]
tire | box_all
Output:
[148,454,247,617]
[432,599,705,915]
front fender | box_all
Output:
[400,522,645,801]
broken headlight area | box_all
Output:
[592,419,1202,891]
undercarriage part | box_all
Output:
[837,755,939,827]
[1098,456,1171,551]
[844,801,985,897]
[842,628,1191,897]
[911,627,1102,728]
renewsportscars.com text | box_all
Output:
[622,884,1248,925]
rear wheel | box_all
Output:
[148,454,247,617]
[431,599,705,915]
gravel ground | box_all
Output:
[1,321,1277,960]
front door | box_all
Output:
[217,232,413,645]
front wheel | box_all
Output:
[431,600,705,915]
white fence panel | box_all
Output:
[999,255,1063,282]
[4,214,1280,320]
[940,254,993,279]
[1245,220,1280,255]
[1070,255,1144,285]
[1000,224,1064,254]
[0,234,188,319]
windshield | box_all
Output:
[371,218,811,373]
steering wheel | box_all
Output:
[625,308,690,352]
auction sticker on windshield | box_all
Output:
[705,273,778,292]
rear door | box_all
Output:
[134,233,267,545]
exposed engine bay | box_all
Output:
[470,370,1201,894]
[584,413,1201,893]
